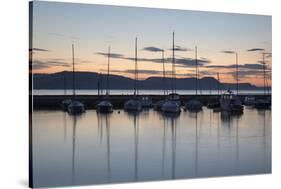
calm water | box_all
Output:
[32,107,271,188]
[33,89,270,95]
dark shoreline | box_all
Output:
[32,94,271,110]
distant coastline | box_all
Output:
[33,71,270,90]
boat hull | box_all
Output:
[185,100,203,112]
[68,101,85,115]
[161,101,180,113]
[61,99,72,111]
[96,101,113,113]
[124,99,142,112]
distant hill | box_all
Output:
[33,71,266,90]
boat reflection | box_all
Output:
[96,113,112,181]
[161,117,167,178]
[71,115,77,185]
[32,108,271,187]
[63,112,67,143]
[127,112,140,181]
[220,111,242,123]
[195,112,199,176]
[160,111,179,179]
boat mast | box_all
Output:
[172,31,176,94]
[63,71,66,95]
[134,37,138,96]
[217,72,220,95]
[106,46,110,96]
[97,73,100,97]
[262,53,266,97]
[236,52,239,95]
[162,50,166,96]
[195,46,198,96]
[72,44,76,98]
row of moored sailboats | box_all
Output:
[61,32,271,115]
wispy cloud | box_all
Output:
[32,59,71,70]
[124,69,162,75]
[174,58,211,67]
[29,48,49,52]
[206,63,265,70]
[96,50,210,67]
[247,48,265,52]
[221,50,236,54]
[226,69,271,80]
[103,69,170,75]
[168,45,191,52]
[143,46,163,52]
[30,57,94,70]
[96,52,124,58]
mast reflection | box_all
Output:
[171,117,176,179]
[105,114,111,181]
[195,112,198,176]
[161,112,179,179]
[161,117,166,178]
[133,113,139,181]
[63,112,67,143]
[235,116,239,172]
[71,115,77,185]
[97,113,112,181]
[97,112,104,145]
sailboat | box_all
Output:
[254,53,271,109]
[96,46,113,113]
[185,46,203,112]
[207,72,220,109]
[220,52,243,113]
[161,32,181,114]
[67,44,85,115]
[154,49,167,111]
[61,71,72,111]
[124,37,142,112]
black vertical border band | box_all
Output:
[29,1,33,188]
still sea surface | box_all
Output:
[32,107,271,187]
[33,89,271,95]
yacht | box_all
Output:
[185,46,202,112]
[67,44,85,115]
[96,46,113,113]
[220,90,243,113]
[254,53,271,109]
[124,37,142,112]
[162,32,181,114]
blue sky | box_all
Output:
[31,1,272,86]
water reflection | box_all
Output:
[195,112,199,176]
[97,113,103,144]
[32,108,271,188]
[171,117,177,179]
[161,112,179,179]
[235,116,239,172]
[133,113,139,181]
[96,113,112,181]
[63,112,67,143]
[220,111,242,123]
[105,114,111,181]
[161,117,166,177]
[71,115,77,185]
[260,110,267,172]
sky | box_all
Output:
[30,1,272,86]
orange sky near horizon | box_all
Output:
[31,1,272,87]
